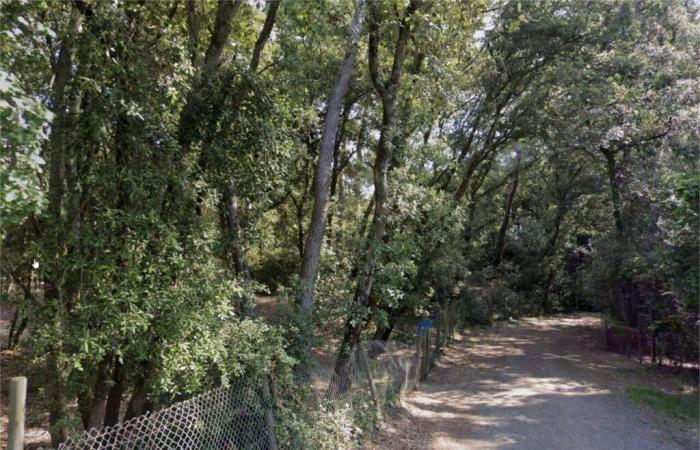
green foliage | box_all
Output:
[0,3,53,228]
[662,173,700,309]
[1,0,698,444]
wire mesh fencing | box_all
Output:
[37,298,467,450]
[43,378,277,450]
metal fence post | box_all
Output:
[8,376,27,450]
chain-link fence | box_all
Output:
[31,298,467,450]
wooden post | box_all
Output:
[626,330,631,357]
[440,310,446,349]
[413,329,422,389]
[401,356,410,404]
[445,306,450,345]
[638,330,643,363]
[421,329,430,381]
[8,376,27,450]
[435,313,442,355]
[357,343,382,419]
[445,305,450,345]
[441,310,446,350]
[602,318,607,349]
[650,310,657,364]
[445,308,450,345]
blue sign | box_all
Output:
[417,319,432,331]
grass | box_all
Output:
[627,386,699,423]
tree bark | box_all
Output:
[249,0,281,73]
[103,360,124,427]
[541,213,563,315]
[186,0,200,66]
[124,370,149,420]
[297,0,366,351]
[602,147,625,236]
[494,144,522,266]
[44,10,84,446]
[82,353,114,430]
[223,181,250,277]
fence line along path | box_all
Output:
[23,297,467,450]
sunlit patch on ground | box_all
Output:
[366,314,699,450]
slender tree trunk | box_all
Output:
[7,272,30,348]
[330,0,420,394]
[249,0,281,72]
[186,0,200,66]
[124,369,149,420]
[82,353,114,430]
[453,114,501,201]
[369,304,408,354]
[602,148,625,236]
[542,209,564,314]
[601,146,632,322]
[103,360,124,427]
[494,145,522,266]
[296,0,366,355]
[44,10,84,446]
[48,350,69,446]
[223,181,250,278]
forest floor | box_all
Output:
[366,314,699,450]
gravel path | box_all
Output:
[368,315,697,450]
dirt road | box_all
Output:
[369,315,697,450]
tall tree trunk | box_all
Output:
[494,144,522,266]
[81,353,114,430]
[44,10,84,446]
[124,366,150,421]
[47,351,69,446]
[601,146,631,322]
[296,0,366,356]
[542,208,564,314]
[103,360,124,427]
[223,181,250,278]
[249,0,281,73]
[330,0,420,394]
[602,148,625,236]
[186,0,200,66]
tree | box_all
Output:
[296,0,366,360]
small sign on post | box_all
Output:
[8,376,27,450]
